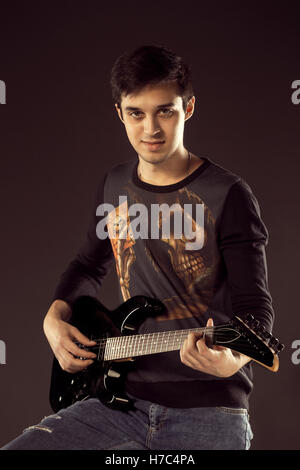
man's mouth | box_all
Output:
[142,141,165,150]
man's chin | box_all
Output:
[137,150,169,165]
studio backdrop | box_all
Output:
[0,1,299,450]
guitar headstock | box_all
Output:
[240,314,284,353]
[213,314,285,372]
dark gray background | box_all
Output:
[0,1,299,450]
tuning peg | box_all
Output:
[258,325,265,335]
[269,337,285,354]
[245,314,254,323]
[256,325,270,340]
[258,326,280,346]
[261,330,272,341]
[269,337,280,348]
[244,314,260,326]
[244,314,261,331]
[274,343,285,353]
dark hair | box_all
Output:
[110,44,194,115]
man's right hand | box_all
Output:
[43,299,97,373]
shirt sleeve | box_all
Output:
[52,173,114,307]
[217,179,275,332]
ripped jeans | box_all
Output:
[1,395,253,450]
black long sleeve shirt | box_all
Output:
[53,155,274,410]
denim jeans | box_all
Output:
[1,395,253,450]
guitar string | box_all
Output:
[76,326,272,360]
[104,343,270,361]
[103,344,267,361]
[101,334,270,360]
[87,328,267,349]
[86,324,237,344]
[86,333,268,352]
[102,334,259,350]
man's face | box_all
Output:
[115,81,195,165]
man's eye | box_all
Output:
[159,109,174,116]
[129,111,143,118]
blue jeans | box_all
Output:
[1,395,253,450]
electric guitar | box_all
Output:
[49,295,284,413]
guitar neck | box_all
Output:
[103,327,207,361]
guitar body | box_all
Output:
[49,295,166,413]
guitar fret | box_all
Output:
[132,333,136,358]
[102,327,199,361]
[104,338,109,361]
[112,336,116,359]
[151,332,155,354]
[138,334,142,356]
[117,336,121,359]
[133,334,138,357]
[109,337,114,360]
[139,335,145,355]
[123,336,128,351]
[150,332,155,354]
[103,327,207,361]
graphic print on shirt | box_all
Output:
[107,198,136,301]
[147,187,219,320]
[106,186,220,320]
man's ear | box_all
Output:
[115,103,124,123]
[184,96,195,122]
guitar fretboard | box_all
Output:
[103,328,207,361]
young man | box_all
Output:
[2,45,274,450]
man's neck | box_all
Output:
[137,152,203,186]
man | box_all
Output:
[2,44,274,450]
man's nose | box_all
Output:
[143,115,161,136]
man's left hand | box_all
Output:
[180,318,251,377]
